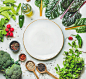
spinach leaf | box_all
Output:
[45,0,64,19]
[62,12,81,26]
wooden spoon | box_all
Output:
[36,63,59,79]
[26,61,39,79]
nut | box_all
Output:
[26,0,31,2]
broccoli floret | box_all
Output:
[0,50,14,71]
[5,64,22,79]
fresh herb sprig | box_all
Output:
[0,18,7,42]
[55,40,84,79]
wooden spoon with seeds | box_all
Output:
[36,63,59,79]
[26,61,39,79]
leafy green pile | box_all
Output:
[35,0,86,27]
[0,0,21,21]
[0,18,7,42]
[0,0,21,42]
[55,41,84,79]
[0,50,22,79]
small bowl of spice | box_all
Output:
[25,61,39,79]
[19,53,26,61]
[26,61,35,71]
[9,41,20,52]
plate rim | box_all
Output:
[23,19,64,60]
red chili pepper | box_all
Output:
[68,36,73,40]
[20,54,26,60]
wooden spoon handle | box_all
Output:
[46,70,59,79]
[33,71,39,79]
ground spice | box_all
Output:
[37,63,45,72]
[19,54,26,61]
[27,61,35,70]
[11,42,19,50]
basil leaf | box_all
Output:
[62,12,81,26]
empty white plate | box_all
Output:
[23,19,64,60]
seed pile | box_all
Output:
[27,61,35,70]
[37,63,45,72]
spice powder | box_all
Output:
[27,62,35,70]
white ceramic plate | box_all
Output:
[23,19,64,60]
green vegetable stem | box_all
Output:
[19,8,24,28]
[72,34,82,48]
